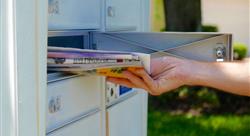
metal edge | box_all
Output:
[95,31,232,35]
[106,90,137,108]
[105,26,137,32]
[228,34,233,61]
[47,73,83,84]
[46,108,101,135]
[48,30,97,37]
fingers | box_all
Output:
[129,69,165,95]
[122,71,150,91]
[107,77,136,88]
[131,69,158,91]
[107,69,166,95]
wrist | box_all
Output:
[186,61,218,86]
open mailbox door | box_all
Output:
[92,32,233,61]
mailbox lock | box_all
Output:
[49,96,62,113]
[49,0,60,14]
[216,47,225,58]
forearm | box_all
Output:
[189,59,250,96]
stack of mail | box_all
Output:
[47,47,144,78]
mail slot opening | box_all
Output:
[48,36,87,49]
[47,33,90,78]
[47,35,88,74]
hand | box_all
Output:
[107,56,250,96]
[107,56,198,95]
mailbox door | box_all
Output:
[48,0,101,30]
[105,0,142,31]
[47,74,102,133]
[93,32,232,61]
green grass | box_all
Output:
[148,111,250,136]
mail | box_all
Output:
[47,47,149,78]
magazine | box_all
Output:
[47,47,150,78]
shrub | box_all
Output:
[201,25,218,32]
[233,43,248,60]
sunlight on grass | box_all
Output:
[148,111,250,136]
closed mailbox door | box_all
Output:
[105,0,142,31]
[47,75,102,133]
[107,94,144,136]
[48,0,101,30]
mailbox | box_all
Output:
[0,0,232,136]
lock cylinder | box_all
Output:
[215,46,226,62]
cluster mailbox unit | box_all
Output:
[47,0,150,136]
[0,0,232,136]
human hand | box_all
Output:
[107,56,199,95]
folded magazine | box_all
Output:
[47,47,150,78]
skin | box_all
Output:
[107,56,250,96]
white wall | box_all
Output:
[202,0,250,55]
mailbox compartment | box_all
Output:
[106,93,144,136]
[48,31,233,62]
[48,31,90,49]
[47,32,102,133]
[47,74,102,133]
[48,0,101,30]
[105,0,142,31]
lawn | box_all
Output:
[149,1,250,136]
[148,111,250,136]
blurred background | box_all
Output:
[148,0,250,136]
